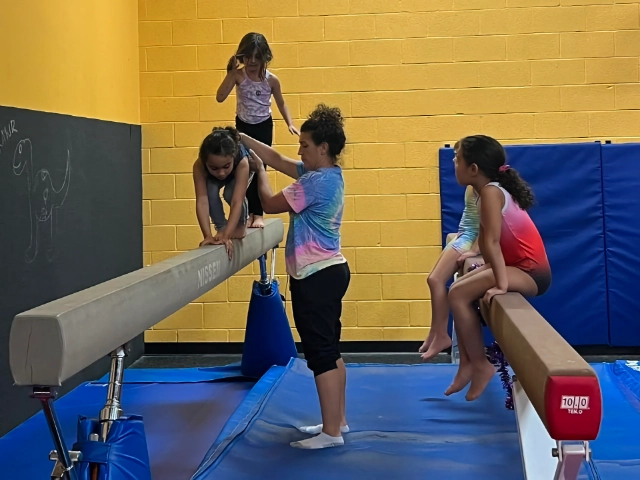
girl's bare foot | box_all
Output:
[465,361,496,401]
[250,214,265,228]
[445,363,472,396]
[418,330,434,354]
[421,334,452,361]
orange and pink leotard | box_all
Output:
[484,181,552,296]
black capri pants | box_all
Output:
[289,262,351,377]
[235,115,273,217]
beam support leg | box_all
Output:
[553,441,590,480]
[32,387,80,480]
[270,247,277,284]
[99,345,127,441]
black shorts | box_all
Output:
[235,116,273,216]
[235,115,273,146]
[289,262,351,377]
[529,266,552,296]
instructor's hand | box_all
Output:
[247,149,264,172]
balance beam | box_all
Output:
[453,254,602,480]
[8,218,284,480]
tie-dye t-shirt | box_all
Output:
[281,162,346,279]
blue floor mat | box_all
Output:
[193,359,525,480]
[587,362,640,479]
[0,370,256,480]
[4,362,640,479]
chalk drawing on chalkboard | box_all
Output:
[13,139,71,263]
[0,119,18,156]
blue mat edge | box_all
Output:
[609,361,640,411]
[191,360,292,480]
[93,365,250,384]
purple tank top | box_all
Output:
[236,70,272,124]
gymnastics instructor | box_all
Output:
[240,104,350,450]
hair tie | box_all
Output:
[498,164,510,173]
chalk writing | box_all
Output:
[13,139,71,263]
[0,120,18,155]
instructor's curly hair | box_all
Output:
[301,104,346,163]
[459,135,536,210]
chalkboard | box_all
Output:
[0,105,143,436]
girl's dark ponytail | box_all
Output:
[496,166,535,210]
[224,126,241,145]
[199,126,240,162]
[459,135,536,210]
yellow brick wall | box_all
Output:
[139,0,640,344]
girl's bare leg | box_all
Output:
[420,247,462,359]
[447,267,537,401]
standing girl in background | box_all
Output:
[446,135,551,401]
[240,104,350,450]
[216,32,299,229]
[419,144,481,360]
[193,127,251,259]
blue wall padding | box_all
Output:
[241,279,298,378]
[438,147,465,248]
[73,415,152,480]
[601,143,640,346]
[439,142,609,346]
